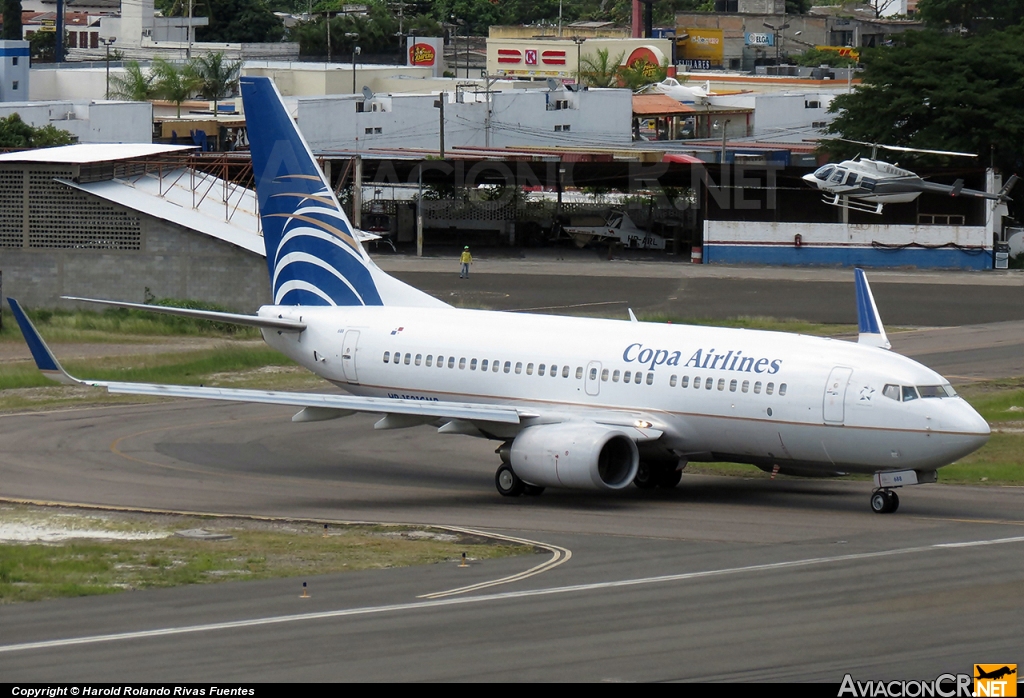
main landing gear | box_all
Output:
[495,463,544,497]
[870,489,900,514]
[633,461,682,490]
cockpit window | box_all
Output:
[917,384,957,398]
[882,384,900,401]
[902,385,919,402]
[814,165,835,181]
[830,169,847,184]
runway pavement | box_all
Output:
[1,259,1023,682]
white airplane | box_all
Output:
[802,142,1018,214]
[559,211,667,250]
[646,77,711,103]
[9,76,991,514]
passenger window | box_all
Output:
[624,371,632,383]
[754,382,762,394]
[527,363,534,375]
[717,378,725,391]
[493,361,500,373]
[589,367,598,380]
[426,355,433,367]
[612,370,620,382]
[766,382,774,395]
[902,385,918,402]
[705,378,713,390]
[516,362,523,375]
[415,354,422,366]
[646,373,654,385]
[670,375,677,387]
[742,380,749,392]
[779,383,787,396]
[729,379,737,392]
[562,366,569,378]
[504,361,511,373]
[459,358,466,369]
[635,372,643,385]
[883,384,900,400]
[470,358,477,370]
[681,376,689,388]
[481,359,488,371]
[383,351,390,363]
[538,364,546,376]
[601,369,609,381]
[576,367,583,379]
[694,377,701,389]
[448,357,455,369]
[404,354,411,365]
[393,353,401,364]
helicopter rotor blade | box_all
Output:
[834,138,976,158]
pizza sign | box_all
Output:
[409,43,436,66]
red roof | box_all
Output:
[632,94,696,117]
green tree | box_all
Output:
[3,0,21,40]
[824,28,1024,179]
[109,61,156,101]
[917,0,1024,33]
[793,47,857,67]
[152,57,203,117]
[188,52,242,113]
[196,0,284,43]
[0,113,74,148]
[579,47,624,87]
[619,56,667,91]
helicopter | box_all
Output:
[802,140,1018,214]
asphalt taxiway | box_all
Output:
[1,259,1022,681]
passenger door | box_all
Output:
[340,330,360,384]
[823,366,853,425]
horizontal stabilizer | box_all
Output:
[61,297,307,332]
[854,269,890,349]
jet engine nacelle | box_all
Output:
[509,423,639,491]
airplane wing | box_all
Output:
[7,298,664,441]
[60,296,306,332]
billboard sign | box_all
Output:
[745,32,774,47]
[678,28,723,67]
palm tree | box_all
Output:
[619,57,668,92]
[151,57,203,118]
[109,61,156,101]
[188,52,242,114]
[579,48,625,88]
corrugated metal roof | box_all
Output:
[0,143,195,165]
[632,94,696,116]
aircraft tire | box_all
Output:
[887,490,900,513]
[496,464,525,497]
[871,490,889,514]
[633,462,659,489]
[658,469,683,488]
[523,484,546,496]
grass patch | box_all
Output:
[941,433,1024,484]
[0,344,294,391]
[0,301,260,344]
[0,506,533,604]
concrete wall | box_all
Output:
[710,91,836,135]
[704,220,992,269]
[2,208,270,311]
[0,41,30,103]
[243,63,435,97]
[296,87,632,151]
[0,100,152,143]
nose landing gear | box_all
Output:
[870,489,900,514]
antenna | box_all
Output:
[362,86,374,101]
[546,78,561,91]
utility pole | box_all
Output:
[101,36,116,99]
[572,36,586,85]
[434,93,445,158]
[186,0,193,59]
[416,165,423,257]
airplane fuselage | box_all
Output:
[260,305,989,476]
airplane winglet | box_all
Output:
[6,298,84,385]
[853,269,891,350]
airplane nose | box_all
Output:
[958,400,990,448]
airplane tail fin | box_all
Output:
[854,269,890,350]
[239,76,445,309]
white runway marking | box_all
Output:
[3,535,1023,655]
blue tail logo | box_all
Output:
[240,76,382,307]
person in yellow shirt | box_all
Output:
[460,246,473,279]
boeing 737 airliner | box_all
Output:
[9,76,991,514]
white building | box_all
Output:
[709,90,838,139]
[294,86,633,151]
[0,100,152,143]
[0,41,30,103]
